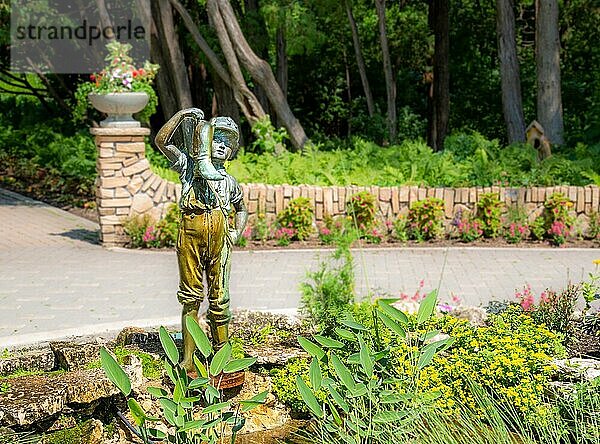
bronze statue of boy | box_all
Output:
[155,108,248,372]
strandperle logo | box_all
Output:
[14,20,146,46]
[10,0,150,74]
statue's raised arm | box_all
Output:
[155,107,205,164]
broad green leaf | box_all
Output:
[178,419,206,433]
[340,318,367,331]
[378,300,409,325]
[417,290,438,325]
[147,429,166,439]
[205,385,220,403]
[348,383,367,398]
[159,398,177,413]
[422,330,441,341]
[313,335,344,349]
[164,359,177,383]
[163,408,176,426]
[348,353,360,364]
[223,357,256,373]
[100,347,131,396]
[327,385,349,413]
[173,378,184,402]
[146,386,168,397]
[189,377,210,389]
[373,410,409,423]
[128,398,147,426]
[296,376,323,418]
[309,358,322,391]
[202,401,231,414]
[327,399,342,426]
[194,355,208,378]
[185,316,212,358]
[297,336,325,360]
[422,390,442,401]
[418,346,437,369]
[358,335,373,378]
[335,328,356,341]
[240,390,269,412]
[159,327,179,365]
[422,338,451,355]
[377,311,406,338]
[174,414,184,428]
[331,353,355,390]
[209,343,232,376]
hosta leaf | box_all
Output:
[373,410,409,423]
[159,327,179,365]
[297,336,325,360]
[417,346,437,369]
[340,318,367,331]
[417,290,438,325]
[240,390,269,412]
[209,343,232,376]
[335,328,356,341]
[99,348,131,396]
[377,311,406,338]
[378,300,409,325]
[327,385,349,413]
[358,335,373,378]
[159,398,177,414]
[194,355,208,378]
[296,376,323,418]
[223,357,256,373]
[178,419,206,433]
[147,429,166,439]
[189,377,210,390]
[127,398,147,426]
[146,386,168,397]
[202,401,231,414]
[185,316,212,358]
[422,330,441,341]
[313,335,344,349]
[309,358,322,391]
[331,353,355,390]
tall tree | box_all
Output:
[496,0,526,143]
[345,0,374,117]
[151,0,192,119]
[210,0,309,150]
[375,0,397,142]
[535,0,564,145]
[428,0,449,151]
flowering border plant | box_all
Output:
[73,41,159,123]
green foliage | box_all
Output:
[408,198,445,240]
[100,317,265,444]
[300,238,355,334]
[539,193,575,246]
[122,204,180,248]
[270,358,323,414]
[392,215,409,242]
[276,197,314,240]
[250,115,289,154]
[475,193,503,238]
[454,216,483,243]
[588,212,600,240]
[346,191,377,230]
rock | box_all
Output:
[449,306,488,327]
[47,415,77,431]
[81,419,104,444]
[0,347,56,376]
[0,362,143,427]
[50,341,102,371]
[245,345,308,367]
[553,358,600,382]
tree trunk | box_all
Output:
[497,0,526,143]
[427,0,450,151]
[206,0,266,125]
[536,0,564,145]
[212,72,244,146]
[215,0,309,151]
[276,25,288,128]
[152,0,193,112]
[375,0,397,142]
[346,0,374,117]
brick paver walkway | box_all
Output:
[1,188,598,348]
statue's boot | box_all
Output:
[193,121,224,181]
[210,323,229,351]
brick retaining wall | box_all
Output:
[92,128,600,247]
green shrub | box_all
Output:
[455,216,483,242]
[270,358,325,414]
[346,191,377,229]
[587,211,600,240]
[276,197,314,240]
[155,204,180,247]
[475,192,503,238]
[539,193,575,246]
[252,213,271,243]
[392,215,409,242]
[408,197,445,240]
[123,205,180,248]
[530,217,546,240]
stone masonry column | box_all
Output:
[90,127,181,248]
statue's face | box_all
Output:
[212,129,237,161]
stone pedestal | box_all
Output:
[91,127,181,248]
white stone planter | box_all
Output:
[88,92,149,128]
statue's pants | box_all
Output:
[176,210,231,328]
